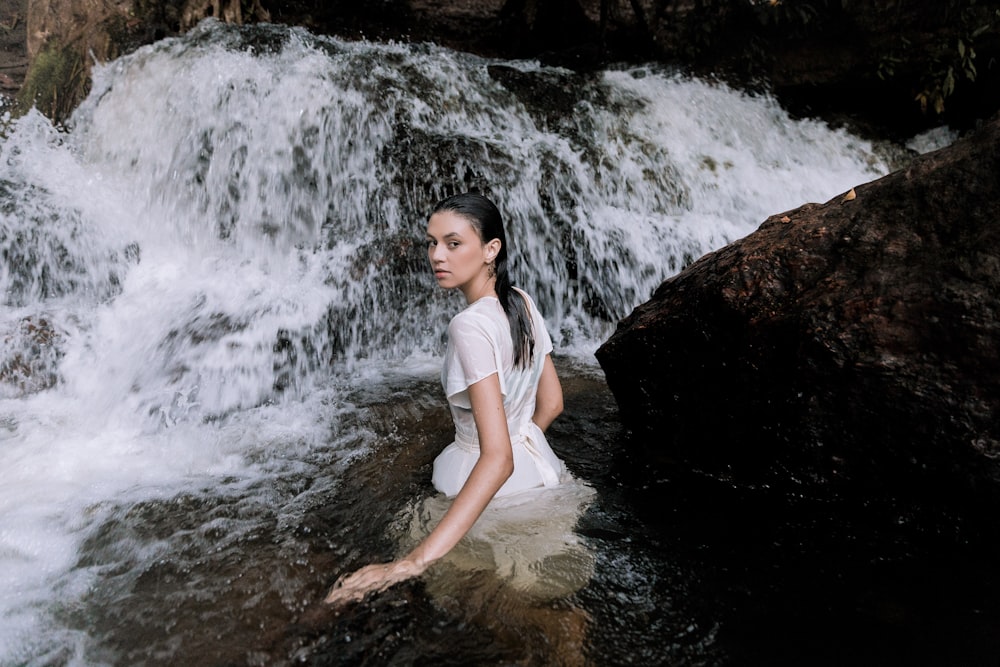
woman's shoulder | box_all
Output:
[511,287,549,326]
[448,299,504,336]
[511,286,540,312]
[513,287,553,353]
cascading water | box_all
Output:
[0,18,901,665]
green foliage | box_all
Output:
[666,0,997,119]
[876,36,909,82]
[671,0,851,69]
[888,1,997,116]
[16,44,88,125]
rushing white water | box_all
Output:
[0,19,893,664]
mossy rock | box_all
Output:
[17,44,89,125]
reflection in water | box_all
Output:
[406,483,597,600]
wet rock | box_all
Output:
[0,316,61,397]
[596,114,1000,513]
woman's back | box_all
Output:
[434,289,565,497]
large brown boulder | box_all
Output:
[596,115,1000,513]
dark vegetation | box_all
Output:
[502,0,1000,138]
[653,0,1000,139]
[8,0,1000,138]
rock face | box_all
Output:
[0,0,27,95]
[11,0,999,136]
[596,115,1000,512]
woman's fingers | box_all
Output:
[323,562,405,605]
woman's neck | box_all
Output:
[463,276,497,304]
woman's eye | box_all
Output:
[448,241,460,248]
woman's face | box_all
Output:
[426,210,498,301]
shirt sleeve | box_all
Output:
[444,310,507,409]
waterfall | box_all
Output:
[0,18,892,663]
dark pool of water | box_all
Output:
[66,361,1000,666]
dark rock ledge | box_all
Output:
[596,113,1000,521]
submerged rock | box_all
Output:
[596,114,1000,514]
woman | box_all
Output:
[324,192,576,605]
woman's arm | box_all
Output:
[532,354,563,433]
[324,372,513,604]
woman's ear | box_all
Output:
[485,238,502,261]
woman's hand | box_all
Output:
[324,558,427,605]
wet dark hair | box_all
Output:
[431,192,535,369]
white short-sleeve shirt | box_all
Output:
[432,288,565,498]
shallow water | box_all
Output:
[38,362,1000,666]
[49,365,721,666]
